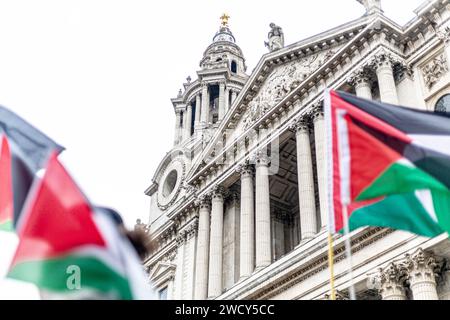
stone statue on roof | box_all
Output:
[265,23,284,52]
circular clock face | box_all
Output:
[157,159,185,210]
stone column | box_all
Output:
[311,104,327,230]
[292,118,318,240]
[201,84,210,127]
[195,94,202,131]
[208,187,225,298]
[174,110,182,146]
[218,82,226,121]
[349,70,373,100]
[371,53,399,104]
[224,87,230,113]
[403,249,440,300]
[223,191,241,289]
[184,104,192,140]
[375,263,407,300]
[255,152,272,270]
[238,165,255,279]
[231,90,237,105]
[194,198,211,300]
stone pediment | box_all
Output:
[239,48,337,132]
[149,261,176,283]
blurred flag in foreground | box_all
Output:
[0,136,13,232]
[0,106,64,229]
[7,153,155,299]
[326,90,450,237]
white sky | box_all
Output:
[0,0,424,300]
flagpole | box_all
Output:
[327,232,336,300]
[342,204,356,300]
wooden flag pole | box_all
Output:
[327,232,336,300]
[342,204,357,300]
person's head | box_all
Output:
[96,206,156,260]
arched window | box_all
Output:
[435,94,450,112]
[231,60,237,73]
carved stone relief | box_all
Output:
[242,49,336,130]
[422,53,449,89]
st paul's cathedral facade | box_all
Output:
[137,0,450,300]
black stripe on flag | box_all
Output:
[337,91,450,135]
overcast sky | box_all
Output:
[0,0,424,299]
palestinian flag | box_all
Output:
[0,136,13,231]
[0,105,64,229]
[7,153,154,300]
[325,90,450,238]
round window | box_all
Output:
[162,170,178,197]
[156,159,185,210]
[435,94,450,112]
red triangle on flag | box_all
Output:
[10,152,106,266]
[0,135,13,230]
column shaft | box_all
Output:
[231,91,237,105]
[312,109,327,229]
[184,104,192,140]
[411,281,439,300]
[374,56,398,104]
[218,82,226,121]
[255,156,271,269]
[208,191,224,298]
[355,82,373,99]
[239,166,255,279]
[224,87,230,113]
[194,202,210,300]
[195,94,202,130]
[174,111,181,146]
[201,84,210,127]
[295,121,318,240]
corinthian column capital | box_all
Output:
[195,194,211,209]
[347,69,372,88]
[309,102,324,121]
[236,164,254,177]
[289,117,310,133]
[374,262,407,300]
[369,51,401,71]
[253,150,271,167]
[210,185,227,201]
[402,249,440,286]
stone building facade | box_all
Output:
[138,0,450,300]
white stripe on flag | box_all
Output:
[410,135,450,157]
[415,189,439,223]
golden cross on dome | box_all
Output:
[220,13,230,27]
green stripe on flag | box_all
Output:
[0,219,13,232]
[349,192,446,238]
[431,190,450,235]
[357,161,448,201]
[8,255,133,300]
